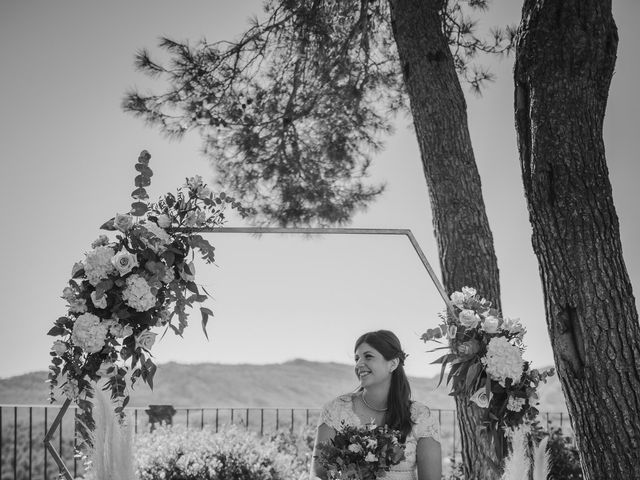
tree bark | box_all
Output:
[514,1,640,478]
[388,1,502,478]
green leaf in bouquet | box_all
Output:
[161,250,176,266]
[47,325,66,336]
[465,362,482,392]
[188,234,216,263]
[100,217,117,231]
[95,278,114,298]
[131,186,149,200]
[131,201,148,216]
[186,281,199,294]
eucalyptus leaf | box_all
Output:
[134,174,152,187]
[131,201,148,216]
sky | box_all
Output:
[0,0,638,383]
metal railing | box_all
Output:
[0,404,572,480]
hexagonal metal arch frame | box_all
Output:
[44,226,454,479]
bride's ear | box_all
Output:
[389,358,399,373]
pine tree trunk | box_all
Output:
[388,1,502,478]
[514,1,640,478]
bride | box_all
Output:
[311,330,442,480]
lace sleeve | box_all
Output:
[413,403,441,443]
[319,398,336,428]
[318,395,351,430]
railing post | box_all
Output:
[44,408,48,480]
[13,407,17,480]
[29,406,33,480]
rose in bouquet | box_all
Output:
[46,151,250,433]
[422,287,554,441]
[315,421,406,480]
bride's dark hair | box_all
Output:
[354,330,413,441]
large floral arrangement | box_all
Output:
[47,151,248,418]
[315,421,406,480]
[422,287,554,445]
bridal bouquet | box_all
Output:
[46,151,249,423]
[422,287,554,439]
[315,421,406,480]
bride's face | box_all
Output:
[354,342,394,388]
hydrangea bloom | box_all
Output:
[71,313,108,354]
[84,246,116,286]
[122,274,157,312]
[481,337,524,386]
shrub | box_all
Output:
[134,425,308,480]
[546,427,583,480]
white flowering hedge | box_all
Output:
[132,425,310,480]
[422,287,554,443]
[47,151,249,425]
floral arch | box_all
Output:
[44,152,552,479]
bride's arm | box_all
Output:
[416,437,442,480]
[310,423,336,480]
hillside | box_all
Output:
[0,360,567,412]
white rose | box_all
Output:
[348,443,363,454]
[135,330,157,351]
[450,291,466,308]
[482,316,500,334]
[111,251,139,276]
[364,452,377,463]
[114,213,134,232]
[470,388,491,408]
[461,286,477,298]
[90,290,108,309]
[459,309,480,328]
[366,438,377,449]
[157,214,171,228]
[52,340,67,356]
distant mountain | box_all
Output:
[0,360,567,412]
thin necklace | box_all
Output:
[362,391,387,412]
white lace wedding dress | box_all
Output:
[319,393,441,480]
